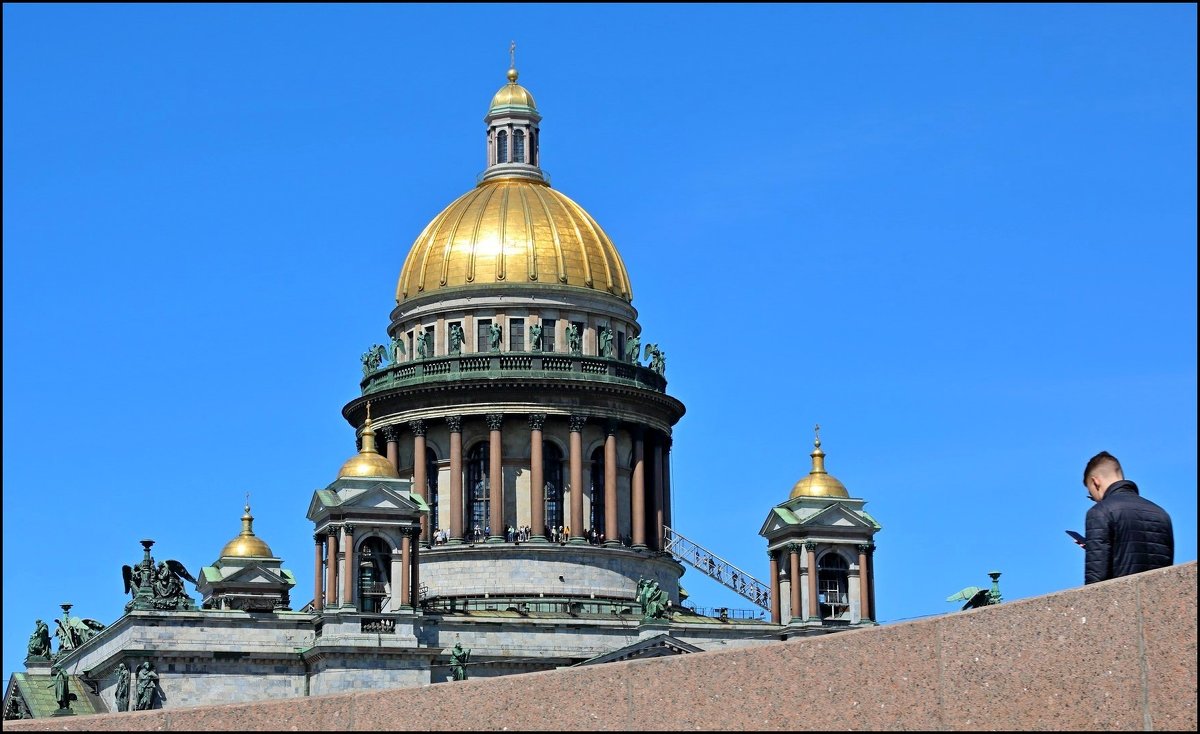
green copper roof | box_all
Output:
[12,673,105,718]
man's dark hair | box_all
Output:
[1083,451,1123,485]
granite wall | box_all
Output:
[5,562,1193,731]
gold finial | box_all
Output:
[507,41,518,82]
[814,423,821,448]
[244,492,251,515]
[365,401,372,423]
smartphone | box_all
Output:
[1066,530,1086,546]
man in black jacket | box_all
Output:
[1082,451,1174,584]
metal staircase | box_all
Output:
[663,526,771,612]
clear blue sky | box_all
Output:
[4,4,1195,682]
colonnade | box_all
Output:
[379,413,672,551]
[311,524,422,613]
[767,542,875,625]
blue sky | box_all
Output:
[3,4,1195,681]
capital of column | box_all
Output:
[326,525,341,539]
[856,543,871,554]
[528,413,546,431]
[314,533,324,545]
[408,419,427,437]
[787,543,800,556]
[486,413,504,431]
[605,418,620,436]
[569,415,587,432]
[344,524,356,536]
[380,425,399,443]
[803,541,817,553]
[446,415,463,433]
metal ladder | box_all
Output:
[663,526,771,611]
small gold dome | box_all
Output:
[489,70,537,113]
[336,415,400,479]
[396,178,633,302]
[220,503,274,558]
[789,427,850,499]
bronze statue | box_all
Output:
[53,615,104,653]
[626,334,640,364]
[450,642,471,681]
[449,324,465,355]
[599,325,614,358]
[389,334,406,364]
[489,323,503,352]
[416,331,431,359]
[114,662,131,712]
[361,345,385,375]
[566,323,581,354]
[27,619,51,659]
[529,322,542,351]
[122,562,146,598]
[153,560,197,606]
[50,664,73,712]
[134,662,159,711]
[636,577,670,621]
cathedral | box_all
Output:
[5,59,881,720]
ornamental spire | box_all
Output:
[809,423,827,475]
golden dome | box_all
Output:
[219,503,274,558]
[396,177,633,302]
[488,68,538,113]
[789,427,850,499]
[337,413,400,479]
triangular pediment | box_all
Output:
[339,485,425,514]
[575,633,704,667]
[759,507,799,537]
[800,503,874,529]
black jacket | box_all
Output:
[1084,480,1174,584]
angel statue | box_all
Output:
[566,323,581,355]
[488,323,503,352]
[529,322,542,352]
[626,334,640,364]
[598,325,614,358]
[121,562,146,598]
[389,334,406,365]
[153,560,197,606]
[54,615,105,653]
[636,577,670,621]
[946,572,1002,611]
[448,323,465,355]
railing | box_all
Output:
[361,353,668,396]
[664,526,772,612]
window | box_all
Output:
[513,130,525,163]
[497,131,508,164]
[617,331,626,361]
[425,447,439,543]
[509,318,525,352]
[424,326,435,357]
[356,537,391,614]
[407,331,414,360]
[589,447,606,540]
[542,318,557,352]
[817,552,850,619]
[530,130,538,166]
[466,443,490,540]
[543,442,564,532]
[476,319,491,353]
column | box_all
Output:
[867,544,877,623]
[662,436,672,533]
[568,415,586,543]
[381,425,400,473]
[398,535,411,608]
[341,524,355,609]
[653,437,665,551]
[529,414,546,542]
[603,420,618,547]
[857,543,872,622]
[324,527,338,608]
[409,528,421,608]
[486,413,504,542]
[631,428,646,549]
[409,420,428,544]
[448,416,463,543]
[313,534,324,612]
[789,544,802,622]
[805,542,819,621]
[769,550,781,624]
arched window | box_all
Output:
[543,442,564,534]
[497,130,508,164]
[425,447,439,543]
[530,130,538,166]
[589,446,605,541]
[356,537,391,614]
[817,552,850,620]
[466,443,489,541]
[513,130,525,163]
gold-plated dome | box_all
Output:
[219,503,274,558]
[396,178,633,302]
[336,411,400,479]
[488,68,538,112]
[789,426,850,499]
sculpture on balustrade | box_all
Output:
[53,611,105,654]
[27,619,51,659]
[449,323,465,355]
[529,322,542,351]
[636,577,670,621]
[489,323,503,352]
[626,334,640,364]
[416,331,431,359]
[643,343,666,376]
[599,325,614,358]
[566,323,581,355]
[450,642,471,681]
[389,335,406,365]
[361,344,385,375]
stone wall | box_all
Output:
[6,562,1194,731]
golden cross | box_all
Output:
[814,423,821,446]
[509,41,516,69]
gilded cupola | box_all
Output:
[336,407,401,480]
[219,501,274,558]
[395,49,633,305]
[789,425,850,499]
